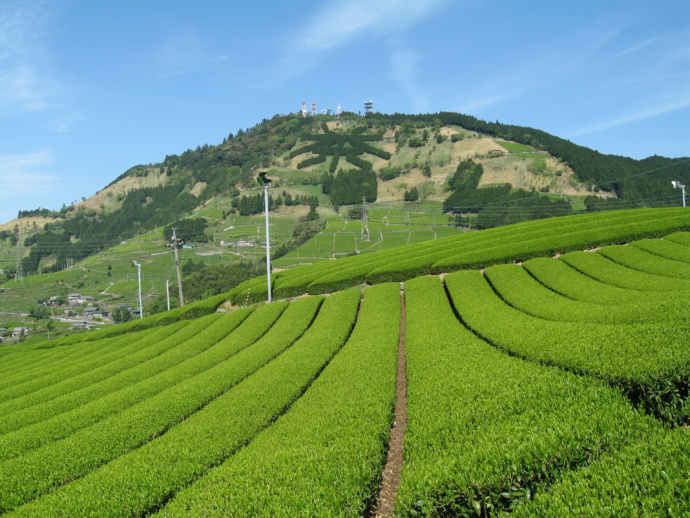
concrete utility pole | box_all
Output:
[14,228,23,281]
[170,228,185,306]
[258,172,272,303]
[132,261,143,319]
[672,181,686,207]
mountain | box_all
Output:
[0,111,688,318]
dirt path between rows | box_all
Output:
[370,289,407,517]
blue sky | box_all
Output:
[1,0,688,224]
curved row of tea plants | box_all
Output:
[157,284,399,517]
[0,322,192,436]
[0,327,168,398]
[598,243,690,278]
[30,290,233,352]
[0,311,255,460]
[0,321,205,412]
[396,276,662,516]
[8,293,360,517]
[630,235,690,263]
[511,425,690,516]
[229,208,690,304]
[559,250,690,291]
[0,302,294,512]
[484,262,689,324]
[446,269,690,424]
[521,256,656,305]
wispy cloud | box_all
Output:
[153,27,232,78]
[272,0,449,79]
[0,150,57,198]
[0,0,51,113]
[568,94,690,138]
[568,30,690,137]
[594,36,661,66]
[450,20,625,115]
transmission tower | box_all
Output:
[14,228,23,281]
[361,198,370,242]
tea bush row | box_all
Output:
[0,326,178,406]
[445,270,690,424]
[0,323,188,431]
[395,276,656,516]
[159,285,398,517]
[0,303,294,512]
[560,250,690,292]
[0,311,249,454]
[231,208,690,304]
[512,427,690,516]
[484,263,689,324]
[631,236,690,263]
[522,257,650,305]
[598,243,690,279]
[7,295,341,517]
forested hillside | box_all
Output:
[1,111,688,318]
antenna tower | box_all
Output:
[361,198,370,242]
[14,228,23,281]
[364,99,373,115]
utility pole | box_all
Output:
[166,279,171,311]
[170,228,185,306]
[14,228,23,281]
[672,181,686,207]
[361,197,370,242]
[258,172,272,303]
[132,261,143,319]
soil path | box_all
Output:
[370,288,407,517]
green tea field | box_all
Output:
[1,207,690,516]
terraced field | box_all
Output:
[1,208,690,516]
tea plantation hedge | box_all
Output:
[3,208,690,516]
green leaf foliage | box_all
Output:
[395,276,656,517]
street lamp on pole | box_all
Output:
[132,260,143,319]
[258,172,272,303]
[672,181,686,207]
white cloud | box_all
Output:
[388,47,430,112]
[569,29,690,137]
[273,0,450,78]
[294,0,448,53]
[568,95,690,138]
[0,150,57,198]
[0,0,51,113]
[153,27,232,79]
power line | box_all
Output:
[593,158,690,188]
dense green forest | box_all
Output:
[322,168,378,205]
[443,159,573,228]
[233,192,319,217]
